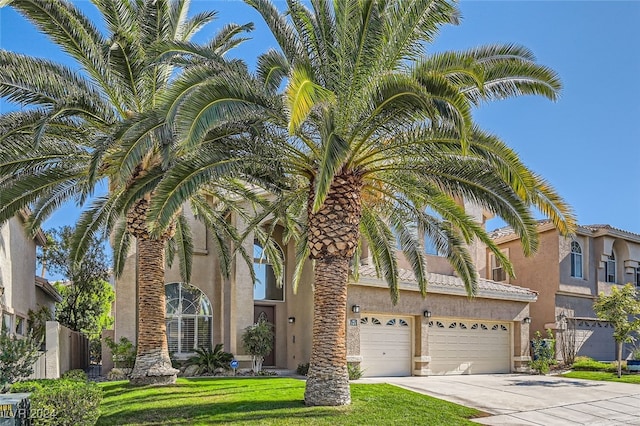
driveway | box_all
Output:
[356,374,640,425]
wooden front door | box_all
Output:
[254,305,275,366]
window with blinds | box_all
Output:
[165,282,213,356]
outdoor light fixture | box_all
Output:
[351,305,360,314]
[423,310,432,318]
[523,317,532,324]
[0,286,4,297]
[288,317,295,324]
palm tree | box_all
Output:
[0,0,254,385]
[236,0,576,406]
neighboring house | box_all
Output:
[490,221,640,361]
[0,214,61,335]
[114,202,537,377]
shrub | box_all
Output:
[11,379,102,426]
[62,369,88,382]
[241,320,274,373]
[104,336,136,369]
[530,329,556,374]
[572,357,619,372]
[296,363,309,376]
[184,344,234,375]
[0,327,42,393]
[348,363,364,380]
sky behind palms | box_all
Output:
[1,0,639,235]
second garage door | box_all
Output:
[360,315,412,377]
[428,319,511,375]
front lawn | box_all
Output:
[97,378,482,425]
[562,371,640,384]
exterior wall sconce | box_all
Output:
[423,310,432,318]
[288,317,295,324]
[523,317,532,324]
[351,305,360,314]
[0,286,4,296]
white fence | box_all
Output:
[28,321,88,379]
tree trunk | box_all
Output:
[127,198,178,385]
[304,170,362,406]
[129,236,178,385]
[617,341,623,378]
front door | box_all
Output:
[254,305,275,366]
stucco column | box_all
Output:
[414,316,430,376]
[513,320,531,372]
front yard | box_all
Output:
[562,371,640,384]
[97,378,483,425]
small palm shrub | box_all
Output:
[184,344,234,375]
[348,363,364,380]
[11,379,102,426]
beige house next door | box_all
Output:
[428,318,511,375]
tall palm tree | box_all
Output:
[237,0,575,406]
[0,0,255,385]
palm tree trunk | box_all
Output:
[129,235,178,385]
[304,256,351,406]
[304,170,362,406]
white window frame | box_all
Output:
[605,252,616,283]
[570,241,583,278]
[490,251,507,282]
[165,282,213,357]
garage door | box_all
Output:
[428,319,511,375]
[360,315,412,377]
[573,319,615,361]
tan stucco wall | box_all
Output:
[494,228,559,336]
[0,217,38,323]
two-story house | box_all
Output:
[490,221,640,361]
[113,201,538,377]
[0,213,61,336]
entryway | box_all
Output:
[254,305,275,366]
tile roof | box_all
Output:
[489,220,640,240]
[354,264,537,302]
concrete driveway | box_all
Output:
[356,374,640,425]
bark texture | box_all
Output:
[304,170,362,406]
[128,198,178,385]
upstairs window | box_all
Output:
[254,242,284,301]
[490,253,506,282]
[605,252,616,283]
[570,241,583,278]
[635,267,640,288]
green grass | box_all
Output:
[562,370,640,384]
[97,378,482,425]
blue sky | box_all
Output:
[1,0,639,235]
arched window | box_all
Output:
[165,283,212,356]
[570,241,583,278]
[605,252,616,283]
[254,242,284,301]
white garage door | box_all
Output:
[428,319,511,375]
[360,315,412,377]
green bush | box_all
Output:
[530,330,556,374]
[104,336,136,369]
[348,363,364,380]
[572,357,619,372]
[184,344,234,375]
[62,369,88,381]
[12,379,102,426]
[296,363,309,376]
[0,327,42,392]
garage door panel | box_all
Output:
[360,315,412,377]
[428,319,511,375]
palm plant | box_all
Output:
[238,0,576,406]
[0,0,255,385]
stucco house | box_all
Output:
[0,213,62,335]
[490,221,640,361]
[114,201,537,377]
